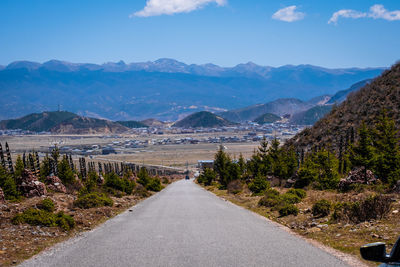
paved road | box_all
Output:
[20,180,350,267]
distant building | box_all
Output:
[198,160,214,170]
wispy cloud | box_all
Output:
[272,6,305,22]
[329,4,400,25]
[131,0,227,17]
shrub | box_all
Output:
[280,193,301,204]
[55,211,76,231]
[73,192,113,209]
[11,208,75,231]
[134,184,151,198]
[331,194,392,223]
[227,180,243,194]
[258,195,280,207]
[278,204,299,216]
[161,177,170,184]
[37,198,55,212]
[104,172,135,194]
[312,199,331,217]
[248,175,270,195]
[137,167,150,187]
[287,188,306,199]
[146,178,163,192]
[0,166,20,200]
[294,168,316,188]
[197,168,215,186]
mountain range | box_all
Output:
[0,59,384,121]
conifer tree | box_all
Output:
[14,155,24,179]
[214,145,231,188]
[58,155,74,184]
[351,122,376,182]
[372,111,400,184]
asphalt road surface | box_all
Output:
[20,179,351,267]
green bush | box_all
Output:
[104,172,135,194]
[146,177,163,192]
[0,166,20,200]
[37,198,55,212]
[331,195,392,223]
[73,192,113,209]
[287,188,306,199]
[280,193,301,204]
[55,211,76,231]
[197,168,216,186]
[312,199,331,217]
[258,195,280,207]
[278,204,299,216]
[248,175,270,195]
[11,208,75,231]
[137,167,150,187]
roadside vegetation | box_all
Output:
[197,112,400,264]
[0,145,177,266]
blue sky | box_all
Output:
[0,0,399,68]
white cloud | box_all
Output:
[328,9,367,24]
[131,0,227,17]
[329,4,400,24]
[272,6,305,22]
[369,4,400,21]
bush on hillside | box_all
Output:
[146,177,163,192]
[332,194,392,223]
[287,188,306,199]
[37,198,55,212]
[12,208,75,231]
[248,175,270,195]
[104,172,135,194]
[278,204,299,217]
[312,199,331,217]
[73,192,113,209]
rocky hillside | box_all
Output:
[0,111,129,134]
[117,120,148,128]
[0,111,77,132]
[50,116,128,134]
[253,113,281,124]
[327,79,371,104]
[220,98,315,122]
[140,118,167,127]
[173,111,235,128]
[287,62,400,150]
[289,105,333,125]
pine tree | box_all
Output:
[372,111,400,185]
[214,145,231,188]
[40,154,52,180]
[351,122,376,182]
[14,155,24,179]
[137,167,150,187]
[58,156,74,184]
[237,153,246,176]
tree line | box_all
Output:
[198,111,400,192]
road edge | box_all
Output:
[194,181,368,267]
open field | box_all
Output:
[0,133,260,169]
